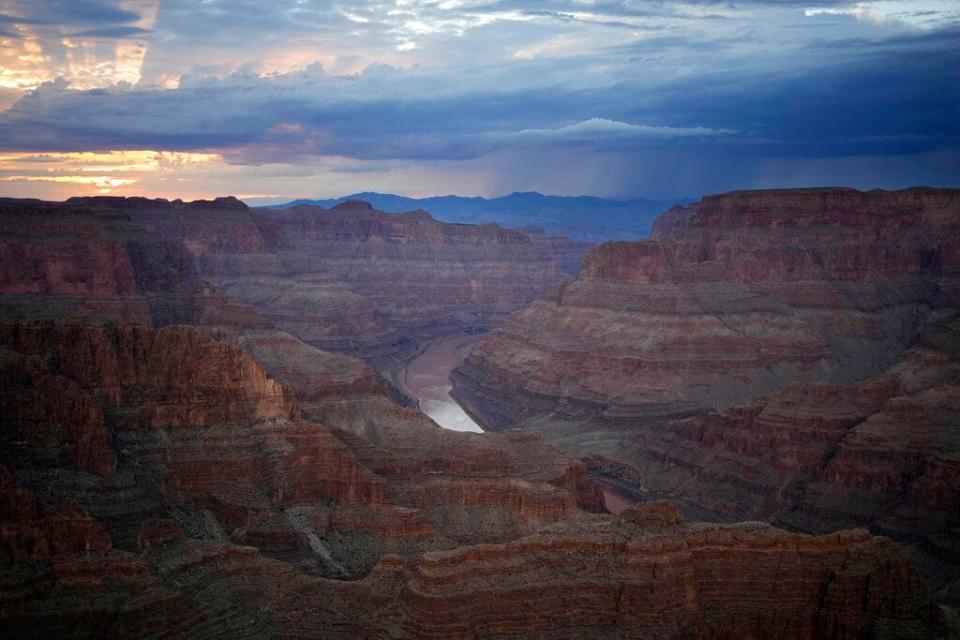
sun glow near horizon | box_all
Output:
[0,149,222,197]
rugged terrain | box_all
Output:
[53,195,577,367]
[452,187,960,596]
[0,195,579,366]
[274,190,684,241]
[0,193,946,637]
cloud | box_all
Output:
[507,117,733,141]
[0,0,956,199]
[0,0,141,26]
[69,25,152,38]
[0,26,954,167]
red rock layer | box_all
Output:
[0,323,295,430]
[0,198,267,329]
[451,187,960,592]
[392,520,935,640]
[0,467,111,561]
[1,467,942,639]
[28,195,574,363]
[211,201,568,361]
[456,188,960,428]
[511,225,593,277]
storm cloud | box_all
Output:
[0,0,956,198]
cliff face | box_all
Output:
[0,196,579,366]
[389,518,935,640]
[0,320,601,552]
[513,225,593,277]
[452,187,960,590]
[1,464,941,639]
[216,201,568,362]
[0,192,949,637]
[456,187,959,426]
[107,196,573,363]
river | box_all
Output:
[403,333,484,432]
[404,334,641,512]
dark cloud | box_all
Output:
[69,25,151,38]
[0,22,955,169]
[0,0,140,26]
[0,0,956,198]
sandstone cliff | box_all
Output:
[0,465,941,639]
[0,196,579,367]
[452,187,960,594]
[0,192,950,637]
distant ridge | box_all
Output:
[264,191,691,241]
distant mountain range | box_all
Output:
[264,192,692,241]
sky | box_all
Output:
[0,0,957,202]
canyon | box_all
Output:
[0,190,954,637]
[452,187,960,603]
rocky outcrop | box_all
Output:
[455,187,960,427]
[513,225,593,276]
[582,312,960,585]
[0,190,951,637]
[1,464,942,639]
[452,187,960,591]
[217,201,567,363]
[388,522,938,639]
[0,323,295,430]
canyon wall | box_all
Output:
[238,201,572,363]
[1,319,934,637]
[44,196,573,365]
[0,193,946,637]
[1,195,580,366]
[452,187,960,593]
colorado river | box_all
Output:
[404,333,484,432]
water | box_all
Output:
[404,334,484,432]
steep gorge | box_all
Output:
[452,187,960,596]
[0,193,946,637]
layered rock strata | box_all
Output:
[0,471,943,639]
[0,196,578,367]
[452,187,960,592]
[456,188,960,426]
[0,191,950,637]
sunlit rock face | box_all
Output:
[451,187,960,593]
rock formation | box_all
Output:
[0,192,950,637]
[1,195,580,367]
[0,457,941,639]
[31,196,570,366]
[233,201,568,364]
[513,225,593,276]
[452,187,960,596]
